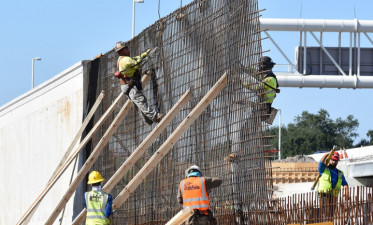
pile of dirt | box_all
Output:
[275,155,316,163]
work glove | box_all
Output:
[114,71,122,78]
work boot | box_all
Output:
[153,113,163,123]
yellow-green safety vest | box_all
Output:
[263,76,277,104]
[85,191,110,225]
[317,167,343,197]
[117,52,148,77]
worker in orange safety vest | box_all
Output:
[178,165,222,225]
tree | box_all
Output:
[354,129,373,147]
[268,109,360,158]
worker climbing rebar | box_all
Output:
[114,41,162,125]
[178,165,222,225]
[84,171,113,225]
[243,56,280,124]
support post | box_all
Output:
[16,90,111,225]
[72,89,191,225]
[165,207,194,225]
[112,72,227,210]
[44,76,150,225]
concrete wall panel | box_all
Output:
[0,61,86,225]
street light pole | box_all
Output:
[132,0,144,38]
[278,108,282,160]
[32,57,41,89]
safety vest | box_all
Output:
[179,177,210,211]
[263,72,278,104]
[85,191,110,225]
[317,167,343,197]
[117,52,148,77]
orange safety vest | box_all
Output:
[179,177,210,211]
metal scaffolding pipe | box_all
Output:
[260,18,373,32]
[276,73,373,89]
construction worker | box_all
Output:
[178,165,222,225]
[84,171,112,225]
[114,41,162,125]
[318,152,349,221]
[318,151,349,197]
[243,56,279,124]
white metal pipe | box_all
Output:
[356,33,360,76]
[31,57,41,89]
[338,32,341,75]
[264,31,300,74]
[260,18,373,32]
[349,32,353,75]
[354,32,357,75]
[31,58,34,89]
[276,73,373,89]
[309,31,347,76]
[132,0,135,38]
[303,31,307,74]
[320,32,323,74]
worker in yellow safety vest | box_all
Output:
[318,152,349,198]
[114,41,162,125]
[84,171,112,225]
[242,56,280,124]
[178,165,222,225]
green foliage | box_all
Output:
[354,129,373,147]
[268,109,361,158]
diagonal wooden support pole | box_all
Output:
[72,89,191,225]
[165,207,194,225]
[44,76,151,225]
[18,91,105,225]
[51,90,105,183]
[16,90,112,225]
[112,71,227,211]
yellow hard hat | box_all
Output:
[87,171,104,184]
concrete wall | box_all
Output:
[0,61,87,225]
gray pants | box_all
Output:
[121,84,157,123]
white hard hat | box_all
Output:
[185,165,201,177]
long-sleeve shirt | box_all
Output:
[318,161,348,188]
[177,176,222,204]
[117,51,148,77]
[84,186,113,218]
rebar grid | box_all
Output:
[268,186,373,225]
[84,0,276,224]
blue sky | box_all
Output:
[260,0,373,144]
[0,0,372,143]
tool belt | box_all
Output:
[192,209,217,225]
[120,70,142,92]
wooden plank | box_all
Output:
[72,89,191,225]
[30,76,150,225]
[51,90,105,182]
[44,75,151,225]
[165,207,194,225]
[16,90,111,225]
[22,91,105,225]
[112,71,227,210]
